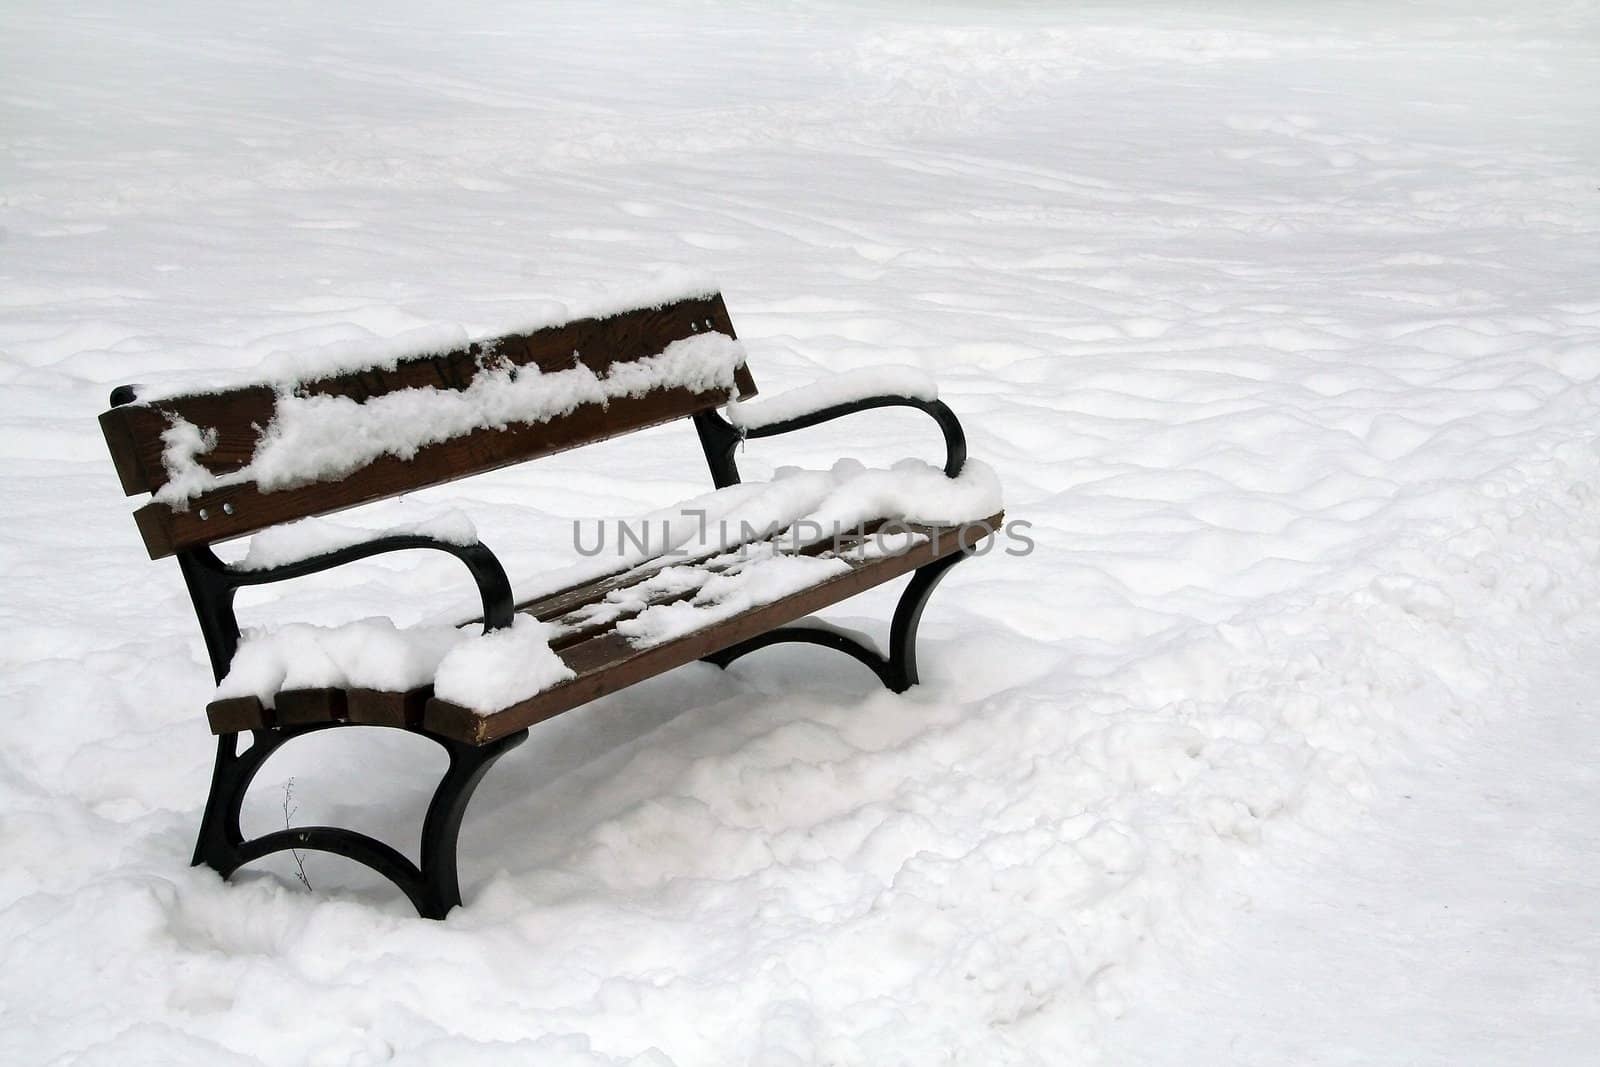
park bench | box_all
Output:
[98,288,1002,917]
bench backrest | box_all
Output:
[100,292,757,559]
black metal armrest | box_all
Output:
[177,535,515,683]
[693,396,968,489]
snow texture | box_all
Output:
[615,544,853,647]
[1102,639,1600,1065]
[154,331,749,505]
[4,1,1600,1065]
[789,456,999,531]
[432,616,575,713]
[214,619,469,705]
[724,364,938,430]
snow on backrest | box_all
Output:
[99,292,758,560]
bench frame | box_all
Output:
[108,300,985,918]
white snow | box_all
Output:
[786,457,1000,532]
[4,1,1599,1065]
[724,364,938,431]
[237,510,479,570]
[1102,640,1600,1065]
[214,619,469,705]
[153,331,749,505]
[615,544,854,647]
[432,615,575,713]
[156,417,220,503]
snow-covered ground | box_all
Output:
[3,1,1598,1063]
[1102,638,1600,1066]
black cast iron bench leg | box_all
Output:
[703,548,971,693]
[191,723,527,919]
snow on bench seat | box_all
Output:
[207,458,1002,740]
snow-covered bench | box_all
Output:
[98,288,1002,917]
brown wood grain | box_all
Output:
[207,695,269,734]
[274,688,347,727]
[97,405,158,496]
[205,686,433,735]
[346,687,431,728]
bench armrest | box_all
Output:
[178,531,515,684]
[695,367,967,487]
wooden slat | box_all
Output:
[346,687,431,729]
[537,528,888,651]
[98,403,160,496]
[205,687,432,736]
[424,515,1002,744]
[543,558,746,651]
[274,688,348,727]
[131,383,739,559]
[514,519,893,624]
[207,695,269,734]
[104,293,760,558]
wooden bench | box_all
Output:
[98,289,1001,917]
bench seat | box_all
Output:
[209,510,1002,743]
